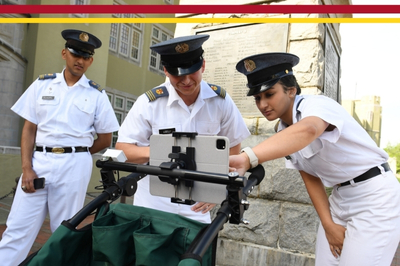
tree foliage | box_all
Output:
[384,142,400,174]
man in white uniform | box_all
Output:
[0,29,120,266]
[116,35,250,223]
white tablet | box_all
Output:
[149,134,230,204]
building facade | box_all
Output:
[0,0,176,200]
[2,0,398,265]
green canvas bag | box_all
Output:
[20,203,213,266]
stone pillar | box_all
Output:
[176,0,348,264]
[0,17,28,147]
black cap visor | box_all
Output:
[165,59,203,76]
[67,47,92,58]
[246,70,293,96]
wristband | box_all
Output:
[241,147,259,169]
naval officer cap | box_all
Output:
[61,29,102,58]
[236,52,299,96]
[150,34,210,76]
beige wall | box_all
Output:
[1,0,178,194]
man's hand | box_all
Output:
[21,169,38,193]
[191,202,216,214]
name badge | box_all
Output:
[159,128,175,134]
[42,96,55,100]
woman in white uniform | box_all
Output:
[230,52,400,266]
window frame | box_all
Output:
[109,10,144,65]
[149,25,174,75]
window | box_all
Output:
[115,96,124,110]
[149,26,174,74]
[119,24,130,56]
[109,23,119,52]
[109,10,143,64]
[107,91,136,148]
[126,100,134,111]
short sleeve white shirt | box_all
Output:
[117,79,250,223]
[280,95,388,187]
[118,80,249,147]
[11,70,120,147]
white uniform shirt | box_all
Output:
[11,70,120,147]
[280,95,388,187]
[118,79,250,223]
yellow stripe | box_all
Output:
[145,91,155,101]
[2,17,400,24]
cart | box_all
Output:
[19,134,265,266]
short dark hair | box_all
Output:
[278,75,301,95]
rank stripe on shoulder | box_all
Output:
[38,73,56,80]
[208,83,226,99]
[145,86,169,102]
[89,80,102,92]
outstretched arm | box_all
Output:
[230,116,330,175]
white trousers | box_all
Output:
[315,170,400,266]
[0,151,92,266]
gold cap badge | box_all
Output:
[244,59,256,72]
[175,43,189,53]
[79,32,89,42]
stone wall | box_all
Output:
[0,18,28,147]
[176,0,347,264]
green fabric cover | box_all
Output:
[20,203,212,266]
[178,258,202,266]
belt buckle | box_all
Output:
[52,147,65,154]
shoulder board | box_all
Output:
[145,86,169,102]
[89,80,102,92]
[38,73,56,80]
[208,83,226,99]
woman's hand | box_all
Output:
[191,202,216,214]
[324,222,346,258]
[229,153,250,176]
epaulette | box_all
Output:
[38,73,56,80]
[89,80,102,92]
[208,83,226,99]
[145,86,169,102]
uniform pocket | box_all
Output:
[299,138,323,159]
[134,223,190,266]
[197,121,220,135]
[73,98,95,114]
[92,211,142,265]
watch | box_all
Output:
[241,147,259,169]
